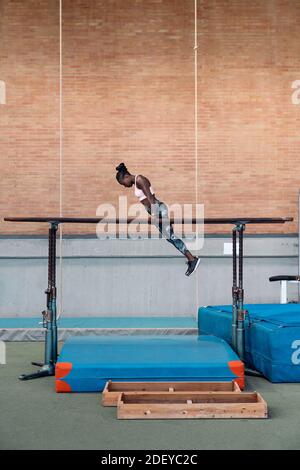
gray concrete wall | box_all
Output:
[0,235,298,317]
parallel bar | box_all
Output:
[5,215,293,380]
[3,216,293,224]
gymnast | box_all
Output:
[115,163,201,276]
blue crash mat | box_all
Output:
[198,304,300,383]
[203,304,300,327]
[55,335,244,392]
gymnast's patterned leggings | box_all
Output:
[146,201,188,255]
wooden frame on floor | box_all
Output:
[117,391,268,420]
[102,380,241,407]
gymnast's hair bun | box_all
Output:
[116,162,128,173]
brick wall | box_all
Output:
[1,0,299,235]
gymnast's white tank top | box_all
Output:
[134,175,155,201]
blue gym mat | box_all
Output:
[0,316,197,329]
[55,335,244,392]
[0,316,198,341]
[198,304,300,383]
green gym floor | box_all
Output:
[1,342,300,450]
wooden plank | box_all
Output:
[120,391,259,404]
[117,391,268,419]
[102,380,241,407]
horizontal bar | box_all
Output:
[3,216,294,225]
[0,255,297,260]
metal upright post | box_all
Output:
[44,222,58,368]
[19,222,58,380]
[50,223,58,365]
[236,223,246,361]
[231,227,238,351]
[298,189,300,303]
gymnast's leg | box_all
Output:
[151,202,201,276]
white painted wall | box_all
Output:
[0,235,298,317]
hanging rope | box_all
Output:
[56,2,198,319]
[58,0,63,319]
[194,0,200,317]
[194,0,198,205]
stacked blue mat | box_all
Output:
[198,304,300,382]
[56,335,243,392]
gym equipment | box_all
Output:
[269,275,300,304]
[199,303,300,382]
[0,316,198,341]
[56,335,244,392]
[116,390,268,420]
[102,380,241,406]
[4,215,292,382]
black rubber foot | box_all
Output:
[245,367,263,378]
[31,362,44,367]
[19,366,55,381]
